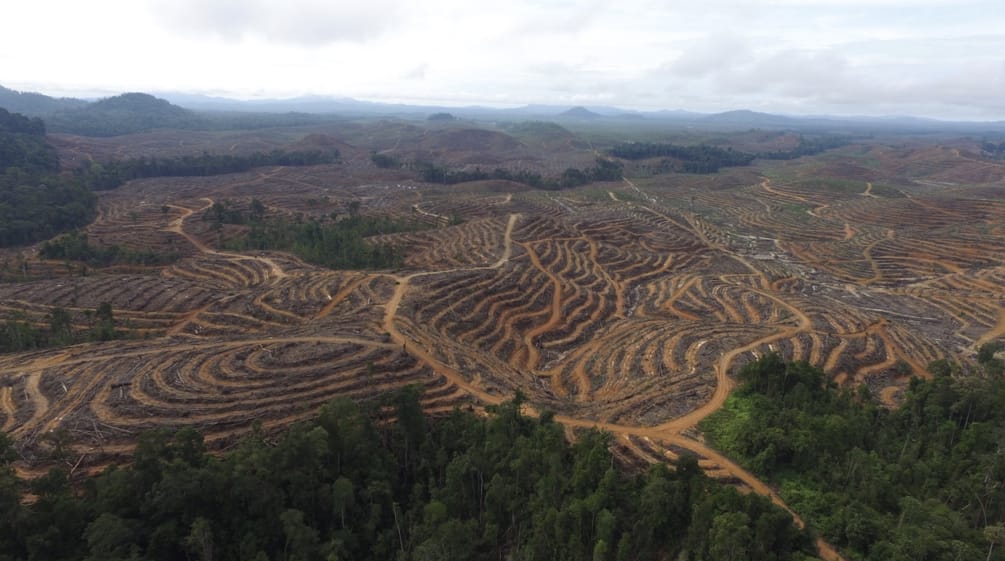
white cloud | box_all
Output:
[148,0,407,45]
[404,63,429,80]
[2,0,1003,119]
[665,36,754,78]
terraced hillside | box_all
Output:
[0,131,1003,560]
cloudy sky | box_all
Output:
[3,0,1004,120]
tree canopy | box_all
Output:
[702,353,1005,561]
[418,158,623,190]
[0,108,95,246]
[0,389,814,561]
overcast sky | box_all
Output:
[3,0,1004,120]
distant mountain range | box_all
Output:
[0,86,87,115]
[1,84,1002,137]
[557,106,604,120]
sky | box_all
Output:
[3,0,1004,120]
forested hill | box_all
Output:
[0,108,58,173]
[0,104,343,248]
[0,390,815,561]
[45,93,206,136]
[0,85,87,116]
[0,108,95,246]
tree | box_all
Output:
[281,509,322,561]
[250,198,266,218]
[185,517,214,561]
[48,307,73,345]
[347,201,361,218]
[708,512,751,561]
[332,477,354,529]
[93,302,116,341]
[986,523,1005,561]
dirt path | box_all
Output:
[166,304,212,337]
[662,276,703,321]
[0,386,15,432]
[862,182,878,198]
[659,297,811,433]
[520,242,565,371]
[252,293,304,323]
[16,371,48,439]
[412,203,449,224]
[860,231,895,285]
[976,307,1005,347]
[164,198,288,280]
[551,409,847,560]
[622,177,655,204]
[164,199,213,252]
[879,386,902,408]
[824,338,850,373]
[843,223,856,240]
[585,236,625,318]
[871,321,929,379]
[380,214,520,404]
[678,438,790,500]
[609,178,818,429]
[761,179,808,205]
[314,277,367,319]
[492,214,519,268]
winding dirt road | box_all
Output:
[380,214,520,406]
[374,203,846,560]
[165,198,288,280]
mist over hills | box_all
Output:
[1,84,1003,137]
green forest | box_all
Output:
[607,136,849,174]
[219,203,422,270]
[0,390,815,561]
[752,137,850,161]
[38,231,178,267]
[44,93,205,137]
[607,143,755,173]
[0,89,339,136]
[418,158,623,189]
[78,149,339,191]
[1,302,124,353]
[0,108,96,247]
[702,352,1005,561]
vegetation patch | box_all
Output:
[0,390,814,561]
[702,353,1005,561]
[223,208,426,270]
[418,158,622,189]
[609,136,849,174]
[1,302,128,352]
[608,142,755,173]
[0,109,96,247]
[44,93,205,136]
[78,148,340,191]
[39,231,179,267]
